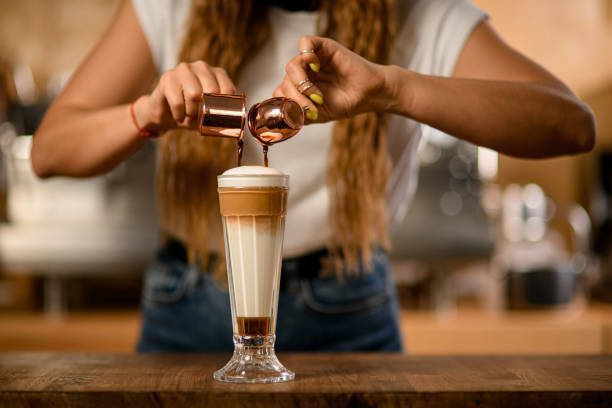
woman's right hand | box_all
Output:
[133,61,237,133]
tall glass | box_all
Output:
[213,166,294,383]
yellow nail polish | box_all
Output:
[309,93,324,105]
[309,63,320,73]
[306,109,318,121]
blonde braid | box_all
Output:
[322,0,396,272]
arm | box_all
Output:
[386,20,596,157]
[32,0,155,178]
[275,21,595,158]
[32,0,236,178]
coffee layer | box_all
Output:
[219,187,287,216]
[237,316,271,336]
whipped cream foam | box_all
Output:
[218,166,288,188]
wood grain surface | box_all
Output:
[0,353,611,407]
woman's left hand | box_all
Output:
[273,35,394,123]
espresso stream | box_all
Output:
[237,139,244,167]
[235,139,271,168]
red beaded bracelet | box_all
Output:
[130,98,158,138]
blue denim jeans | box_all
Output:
[137,246,402,352]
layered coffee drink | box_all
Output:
[214,166,294,383]
[218,167,287,336]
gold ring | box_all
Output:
[299,49,315,55]
[299,82,314,93]
[295,78,310,89]
[297,80,313,92]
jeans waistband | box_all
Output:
[161,238,327,281]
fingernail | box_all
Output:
[309,94,324,105]
[309,63,320,73]
[305,109,318,121]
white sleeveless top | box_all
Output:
[131,0,487,257]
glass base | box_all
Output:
[214,335,295,383]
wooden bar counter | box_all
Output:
[1,353,611,407]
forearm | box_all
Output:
[32,103,147,178]
[384,66,595,158]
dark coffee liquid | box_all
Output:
[263,145,269,167]
[237,316,270,336]
[237,139,244,167]
[235,140,270,168]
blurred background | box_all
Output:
[0,0,611,354]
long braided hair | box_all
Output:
[157,0,397,273]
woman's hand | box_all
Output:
[273,36,394,123]
[133,61,237,132]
